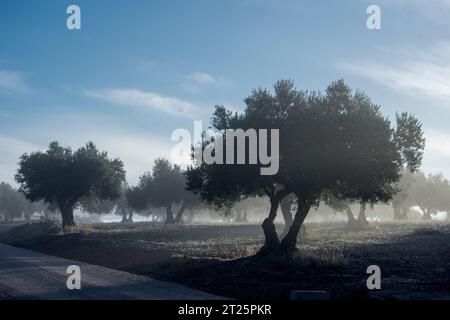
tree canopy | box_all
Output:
[15,141,126,229]
[187,79,425,256]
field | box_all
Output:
[1,221,450,300]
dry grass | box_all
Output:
[1,220,450,299]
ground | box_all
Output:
[1,221,449,300]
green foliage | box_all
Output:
[15,141,126,227]
[394,112,426,172]
[0,182,40,222]
[187,79,425,254]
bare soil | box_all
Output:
[1,221,449,300]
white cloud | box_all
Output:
[341,42,450,104]
[69,134,174,185]
[186,72,216,85]
[85,88,198,118]
[183,72,234,94]
[0,71,30,94]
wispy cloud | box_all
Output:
[341,42,450,103]
[186,72,217,85]
[0,70,30,94]
[63,133,174,185]
[85,88,198,118]
[182,72,234,94]
[378,0,450,25]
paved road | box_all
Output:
[0,224,223,300]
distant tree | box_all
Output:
[391,170,416,220]
[0,182,24,222]
[325,196,357,227]
[389,112,425,220]
[410,172,450,220]
[409,172,436,220]
[432,174,450,220]
[188,80,424,257]
[394,112,425,173]
[174,184,201,224]
[123,185,148,222]
[79,194,116,215]
[22,198,44,222]
[138,159,189,224]
[15,141,126,230]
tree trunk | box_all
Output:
[357,203,369,226]
[422,208,432,221]
[174,201,187,224]
[345,206,357,227]
[235,207,243,222]
[128,211,133,222]
[400,207,408,220]
[58,199,75,231]
[186,210,194,224]
[279,201,312,256]
[242,206,248,222]
[259,196,282,255]
[393,205,403,220]
[165,205,174,224]
[280,195,293,237]
[121,211,128,223]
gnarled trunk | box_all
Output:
[280,195,293,237]
[357,203,368,226]
[165,205,174,224]
[58,199,76,231]
[121,211,128,223]
[279,201,312,256]
[174,201,187,224]
[260,196,281,254]
[345,206,357,227]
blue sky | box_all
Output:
[1,0,450,185]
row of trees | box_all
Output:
[12,141,202,228]
[0,182,44,222]
[123,158,201,224]
[12,79,428,258]
[392,171,450,221]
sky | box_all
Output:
[1,0,450,186]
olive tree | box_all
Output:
[15,141,126,230]
[188,80,424,257]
